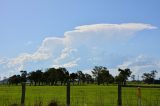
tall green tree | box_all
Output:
[35,70,43,86]
[56,67,69,85]
[85,73,93,84]
[8,75,21,85]
[47,68,57,85]
[70,73,77,85]
[116,68,132,86]
[20,70,27,83]
[92,66,112,85]
[142,70,157,84]
[77,71,85,85]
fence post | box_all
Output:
[137,87,141,106]
[66,80,70,106]
[118,82,122,106]
[21,82,26,106]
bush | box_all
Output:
[10,103,19,106]
[48,100,58,106]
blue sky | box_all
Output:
[0,0,160,79]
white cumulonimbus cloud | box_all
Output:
[0,23,158,77]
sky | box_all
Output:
[0,0,160,79]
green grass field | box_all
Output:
[0,85,160,106]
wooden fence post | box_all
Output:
[137,87,141,106]
[66,80,70,106]
[21,82,26,106]
[118,82,122,106]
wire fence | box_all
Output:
[0,83,160,106]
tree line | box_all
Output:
[7,66,158,86]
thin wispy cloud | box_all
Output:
[117,55,160,78]
[25,41,33,46]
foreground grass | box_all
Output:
[0,85,160,106]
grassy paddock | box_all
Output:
[0,85,160,106]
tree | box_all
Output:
[61,68,69,85]
[27,70,43,86]
[108,74,114,84]
[70,73,77,85]
[85,73,93,84]
[27,67,69,86]
[92,66,105,85]
[8,75,21,85]
[27,72,33,86]
[92,66,112,85]
[47,68,57,85]
[131,75,135,81]
[77,71,85,85]
[28,71,38,86]
[151,70,157,80]
[42,70,50,85]
[20,70,27,82]
[35,70,43,86]
[56,67,69,85]
[142,70,158,84]
[116,68,132,86]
